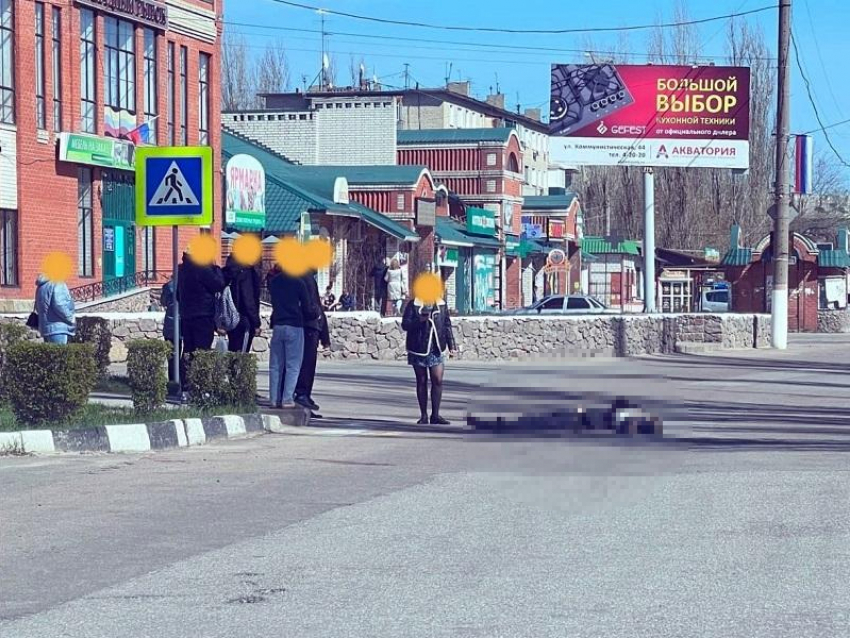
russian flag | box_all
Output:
[795,134,813,195]
[128,122,152,146]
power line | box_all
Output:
[791,32,850,168]
[803,117,850,136]
[263,0,775,35]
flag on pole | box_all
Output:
[794,134,813,195]
[128,122,151,146]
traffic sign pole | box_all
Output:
[172,225,181,393]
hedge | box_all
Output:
[0,323,28,403]
[127,340,171,412]
[72,317,112,378]
[187,351,257,410]
[5,342,97,426]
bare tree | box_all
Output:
[256,40,290,96]
[221,32,258,111]
[793,154,850,241]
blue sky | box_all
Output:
[226,0,850,177]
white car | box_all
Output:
[511,295,614,316]
[701,289,730,313]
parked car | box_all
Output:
[701,289,730,313]
[508,295,615,316]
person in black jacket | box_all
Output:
[371,258,389,316]
[401,297,457,425]
[268,269,321,408]
[223,254,262,353]
[177,251,225,390]
[160,277,179,386]
[295,270,331,412]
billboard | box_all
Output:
[225,154,266,230]
[549,64,750,169]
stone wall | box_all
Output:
[818,309,850,333]
[0,311,773,363]
[78,289,155,314]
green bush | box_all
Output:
[5,342,97,426]
[0,323,28,404]
[72,317,112,378]
[187,350,257,410]
[127,340,171,413]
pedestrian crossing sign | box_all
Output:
[135,146,213,226]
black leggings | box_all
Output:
[413,364,445,418]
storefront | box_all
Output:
[436,213,500,314]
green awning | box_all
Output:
[436,217,499,250]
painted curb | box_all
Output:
[2,414,272,456]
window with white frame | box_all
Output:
[105,18,135,113]
[179,46,187,144]
[52,7,62,131]
[35,3,46,129]
[396,194,406,211]
[486,180,497,193]
[166,42,175,144]
[78,169,94,278]
[143,29,157,142]
[486,153,497,167]
[199,52,210,145]
[142,226,156,276]
[0,208,16,287]
[0,0,13,124]
[79,8,96,132]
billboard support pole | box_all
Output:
[643,167,656,313]
[771,0,792,349]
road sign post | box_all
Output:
[136,147,214,394]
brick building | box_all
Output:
[397,127,524,309]
[0,0,222,311]
[223,93,397,166]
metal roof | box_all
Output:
[720,248,754,267]
[276,164,429,188]
[436,216,500,249]
[522,194,578,211]
[580,236,641,255]
[818,250,850,269]
[222,129,418,241]
[397,128,516,145]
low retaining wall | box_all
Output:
[818,309,850,333]
[2,311,772,362]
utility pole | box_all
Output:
[771,0,792,349]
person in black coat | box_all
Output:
[295,270,331,412]
[177,252,225,389]
[223,254,262,353]
[371,259,389,316]
[401,297,457,425]
[159,277,179,386]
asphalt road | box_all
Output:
[2,334,850,637]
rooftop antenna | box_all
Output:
[404,63,410,90]
[495,73,501,94]
[445,62,453,87]
[319,8,328,90]
[516,91,521,114]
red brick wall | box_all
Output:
[505,256,522,309]
[6,1,222,302]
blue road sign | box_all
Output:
[136,146,213,227]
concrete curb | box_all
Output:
[0,413,291,455]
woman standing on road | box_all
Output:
[401,295,456,425]
[385,258,407,316]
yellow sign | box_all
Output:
[135,146,213,227]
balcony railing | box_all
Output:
[70,270,171,304]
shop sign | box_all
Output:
[661,270,689,280]
[467,208,496,237]
[59,132,135,171]
[548,219,566,239]
[226,154,266,230]
[76,0,169,30]
[103,228,115,252]
[437,245,459,268]
[505,238,520,254]
[416,199,436,227]
[522,222,543,239]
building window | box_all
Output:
[396,194,406,211]
[486,153,497,167]
[486,180,497,193]
[198,52,210,145]
[166,42,175,144]
[0,0,13,124]
[35,3,46,129]
[104,17,135,112]
[179,46,187,145]
[78,169,94,278]
[143,29,157,142]
[79,8,96,133]
[142,226,156,276]
[51,7,62,132]
[0,209,17,287]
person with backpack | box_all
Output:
[223,254,262,353]
[177,251,225,390]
